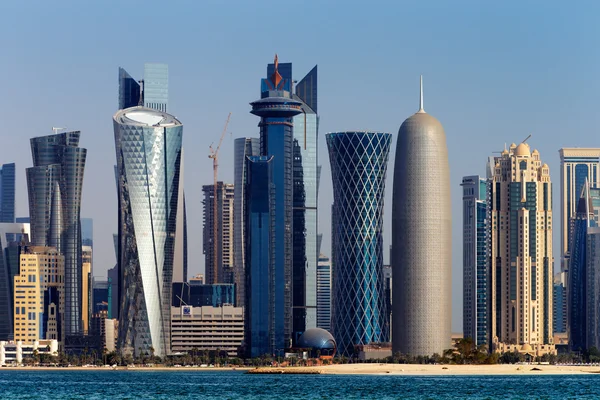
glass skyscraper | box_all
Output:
[568,180,595,352]
[143,64,169,112]
[0,163,15,224]
[26,131,87,338]
[244,155,275,357]
[249,56,303,353]
[316,254,331,331]
[113,106,183,357]
[327,131,392,356]
[461,175,488,347]
[233,137,260,308]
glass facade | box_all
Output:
[233,138,260,308]
[568,181,595,351]
[143,64,169,112]
[0,163,15,224]
[172,283,235,307]
[327,131,392,356]
[461,175,488,347]
[244,155,275,358]
[118,67,141,110]
[26,131,86,338]
[316,254,331,331]
[114,107,183,357]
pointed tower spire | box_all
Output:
[417,75,425,113]
[271,54,283,88]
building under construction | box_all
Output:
[202,182,234,284]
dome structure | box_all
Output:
[514,143,531,157]
[297,328,337,357]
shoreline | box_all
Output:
[3,363,600,375]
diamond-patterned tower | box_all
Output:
[327,131,392,356]
[113,106,183,357]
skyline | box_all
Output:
[1,1,599,332]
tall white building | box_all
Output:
[489,142,555,355]
[559,148,600,271]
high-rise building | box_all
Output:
[244,155,275,358]
[291,65,319,338]
[392,77,451,356]
[172,283,235,308]
[327,130,392,356]
[81,218,93,248]
[553,272,567,335]
[263,57,319,342]
[107,266,118,320]
[233,137,260,308]
[81,246,92,335]
[13,246,64,344]
[559,148,600,271]
[26,130,87,338]
[0,163,15,224]
[488,142,555,355]
[113,106,183,357]
[202,182,235,284]
[461,175,488,347]
[249,56,303,354]
[92,279,109,315]
[567,180,595,352]
[0,223,30,340]
[586,226,600,349]
[316,254,331,331]
[118,64,187,284]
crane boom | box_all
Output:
[208,112,231,284]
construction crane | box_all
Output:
[208,112,231,284]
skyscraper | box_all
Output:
[567,180,594,352]
[118,64,187,284]
[488,142,555,355]
[392,77,451,356]
[202,182,234,284]
[0,163,15,224]
[327,130,392,356]
[559,148,600,271]
[249,56,303,352]
[461,175,488,347]
[113,106,183,357]
[26,130,87,338]
[244,155,275,357]
[233,137,260,308]
[266,59,320,339]
[316,254,331,331]
[586,226,600,350]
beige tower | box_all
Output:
[13,246,64,344]
[82,246,92,334]
[489,142,555,355]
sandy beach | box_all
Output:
[4,363,600,375]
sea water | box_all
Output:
[1,370,599,399]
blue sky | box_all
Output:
[1,0,599,332]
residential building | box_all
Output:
[327,131,392,356]
[488,142,555,355]
[316,254,331,331]
[392,77,452,356]
[0,223,30,340]
[13,246,64,344]
[233,137,260,308]
[171,305,244,357]
[559,148,600,271]
[461,175,488,347]
[249,56,303,355]
[202,182,234,284]
[0,339,58,365]
[113,106,184,357]
[244,155,275,358]
[26,130,86,338]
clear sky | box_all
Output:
[1,0,599,333]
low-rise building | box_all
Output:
[0,339,58,365]
[171,305,243,357]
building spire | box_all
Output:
[417,75,425,113]
[271,54,283,88]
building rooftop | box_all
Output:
[114,106,181,127]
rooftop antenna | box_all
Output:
[417,75,425,113]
